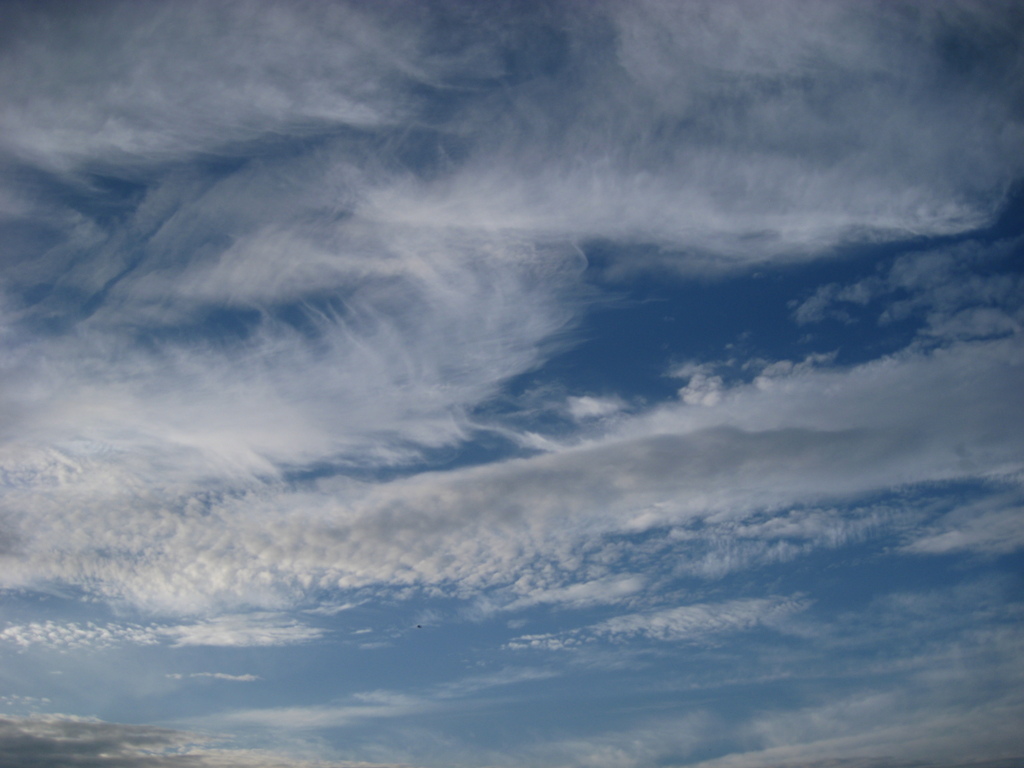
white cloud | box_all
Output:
[162,614,324,648]
[0,3,416,171]
[499,574,647,612]
[1,331,1020,614]
[0,3,594,500]
[506,596,807,651]
[0,621,159,651]
[2,2,1018,320]
[0,227,585,483]
[566,395,627,421]
[903,495,1024,556]
[167,672,259,682]
[0,614,322,651]
[677,372,725,407]
[0,1,1021,624]
[793,237,1024,340]
[357,1,1023,261]
[218,694,428,731]
[0,6,1019,767]
[592,596,808,643]
[304,602,362,617]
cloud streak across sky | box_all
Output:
[1,2,1022,767]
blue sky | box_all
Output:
[1,2,1022,767]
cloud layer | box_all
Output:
[0,714,409,768]
[1,3,1022,768]
[3,326,1020,613]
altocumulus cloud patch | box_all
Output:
[0,2,1023,767]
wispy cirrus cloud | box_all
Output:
[214,666,557,732]
[0,2,417,170]
[903,503,1024,556]
[1,1,1020,623]
[0,4,1022,765]
[591,596,808,643]
[2,330,1021,614]
[495,574,647,613]
[358,0,1024,261]
[506,596,808,651]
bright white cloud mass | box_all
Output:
[1,2,1022,767]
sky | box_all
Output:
[0,1,1023,767]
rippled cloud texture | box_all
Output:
[1,2,1022,766]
